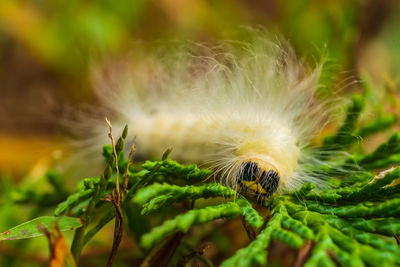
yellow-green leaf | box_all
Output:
[0,216,82,241]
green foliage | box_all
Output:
[220,93,400,267]
[354,132,400,170]
[54,187,95,216]
[140,199,260,250]
[141,159,212,181]
[356,115,397,138]
[1,0,400,265]
[3,92,400,266]
[303,166,400,203]
[134,183,236,214]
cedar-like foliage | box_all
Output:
[2,92,400,267]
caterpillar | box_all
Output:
[87,34,336,199]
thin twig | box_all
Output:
[294,240,314,267]
[105,117,120,204]
[83,163,162,246]
[105,118,124,267]
[107,203,124,267]
[141,232,185,267]
[395,234,400,245]
[242,216,256,241]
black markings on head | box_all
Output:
[240,161,261,181]
[237,161,280,197]
[259,169,280,196]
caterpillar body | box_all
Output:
[90,35,332,198]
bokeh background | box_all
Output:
[1,0,400,266]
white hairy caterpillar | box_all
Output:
[86,34,336,198]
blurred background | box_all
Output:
[0,0,400,266]
[1,0,400,177]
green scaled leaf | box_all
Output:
[356,132,400,170]
[304,230,338,267]
[303,167,400,203]
[306,198,400,218]
[134,182,236,214]
[221,198,310,267]
[237,199,264,229]
[220,224,273,267]
[221,210,303,267]
[142,159,211,181]
[54,188,95,216]
[270,215,304,249]
[0,216,82,240]
[281,215,314,239]
[282,199,400,267]
[350,217,400,236]
[140,200,244,250]
[356,115,397,138]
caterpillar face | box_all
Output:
[237,161,280,197]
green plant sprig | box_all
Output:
[142,159,212,181]
[134,182,236,214]
[140,198,263,250]
[3,92,400,266]
[300,167,400,204]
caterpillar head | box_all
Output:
[229,133,300,198]
[237,160,280,197]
